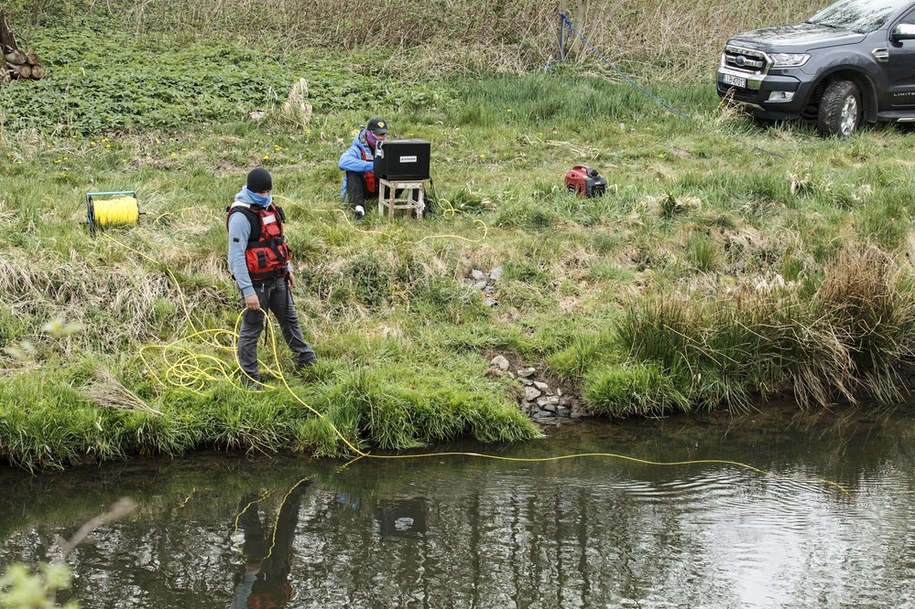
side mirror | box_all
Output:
[891,22,915,42]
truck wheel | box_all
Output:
[817,80,861,138]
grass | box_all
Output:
[601,244,915,415]
[1,0,805,82]
[1,5,915,469]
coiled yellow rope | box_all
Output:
[105,213,853,500]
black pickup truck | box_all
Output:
[717,0,915,137]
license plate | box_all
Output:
[722,73,747,88]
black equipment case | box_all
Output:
[373,139,431,181]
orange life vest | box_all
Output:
[226,203,291,282]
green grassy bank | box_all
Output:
[1,6,915,470]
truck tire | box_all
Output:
[817,80,861,137]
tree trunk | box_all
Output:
[0,9,19,55]
[4,50,23,65]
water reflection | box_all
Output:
[0,410,912,609]
[373,497,427,538]
[231,479,310,609]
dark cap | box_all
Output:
[246,167,272,193]
[367,117,388,135]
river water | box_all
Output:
[1,407,913,609]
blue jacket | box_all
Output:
[338,129,375,196]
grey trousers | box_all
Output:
[237,276,316,382]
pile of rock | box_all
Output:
[489,355,592,423]
[465,267,501,307]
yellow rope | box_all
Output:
[231,489,274,555]
[230,480,312,561]
[104,218,854,500]
[264,323,854,498]
[272,193,490,244]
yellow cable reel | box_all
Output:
[85,190,142,236]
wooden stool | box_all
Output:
[378,179,426,220]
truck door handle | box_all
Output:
[872,47,889,62]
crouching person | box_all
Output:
[338,117,389,222]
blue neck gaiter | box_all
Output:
[245,187,272,207]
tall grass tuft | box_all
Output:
[584,362,689,417]
[595,244,915,416]
[547,332,618,383]
[686,234,721,272]
[813,245,915,402]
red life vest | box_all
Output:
[360,146,377,194]
[226,203,291,282]
[246,582,292,609]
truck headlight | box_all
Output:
[770,53,810,67]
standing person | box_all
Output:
[227,167,317,389]
[338,117,389,222]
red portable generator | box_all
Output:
[564,165,607,197]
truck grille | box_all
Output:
[722,45,770,75]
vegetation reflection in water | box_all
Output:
[1,409,913,609]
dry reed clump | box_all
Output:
[770,292,849,405]
[789,172,813,196]
[0,253,185,353]
[0,127,41,161]
[155,237,229,283]
[314,244,461,303]
[389,41,543,77]
[812,244,915,400]
[636,193,701,219]
[722,225,768,256]
[609,245,915,415]
[81,367,163,416]
[711,95,754,130]
[611,289,847,413]
[281,78,313,128]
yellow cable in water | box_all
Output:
[105,223,853,499]
[260,321,853,498]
